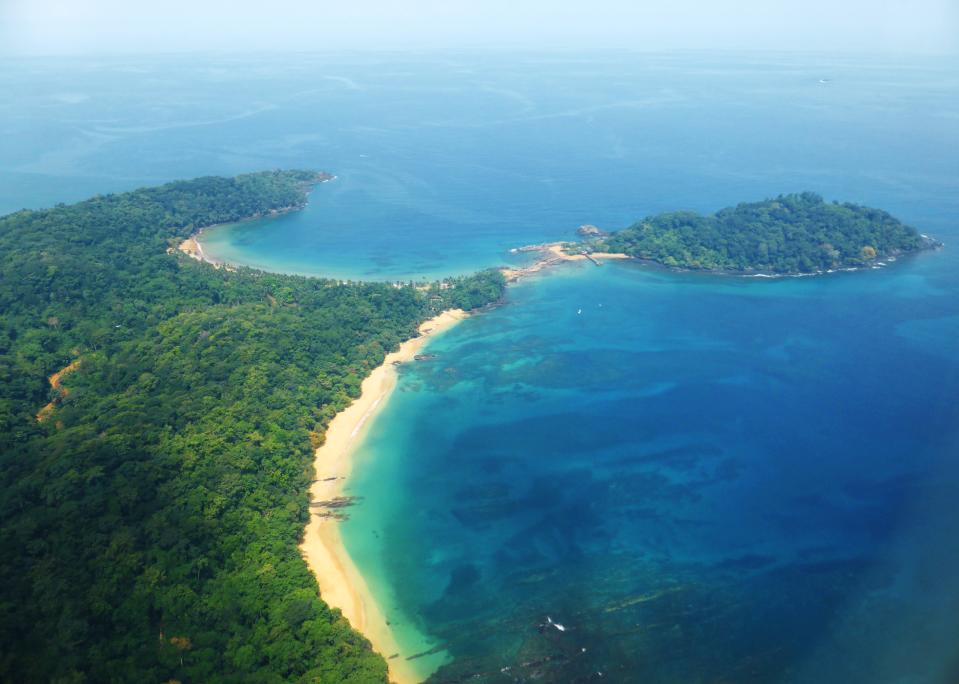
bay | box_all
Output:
[3,51,957,682]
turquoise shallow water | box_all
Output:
[2,52,958,682]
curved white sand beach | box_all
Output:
[300,309,467,684]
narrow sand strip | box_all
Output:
[300,309,467,684]
[178,232,226,268]
[501,242,630,281]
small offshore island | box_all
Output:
[510,192,938,280]
[0,170,941,684]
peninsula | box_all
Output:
[0,170,503,684]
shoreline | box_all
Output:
[501,242,631,282]
[499,240,942,281]
[187,225,939,683]
[299,309,468,684]
[177,174,336,269]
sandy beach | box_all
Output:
[300,309,468,684]
[177,174,336,268]
[178,235,210,263]
[501,242,631,281]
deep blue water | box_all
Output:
[2,52,958,682]
[347,255,959,683]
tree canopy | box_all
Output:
[0,171,504,683]
[599,192,926,274]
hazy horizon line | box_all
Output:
[3,45,958,59]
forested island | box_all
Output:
[589,192,933,274]
[0,171,504,683]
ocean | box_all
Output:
[3,51,958,682]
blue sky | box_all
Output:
[2,0,957,55]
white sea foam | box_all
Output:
[351,395,383,438]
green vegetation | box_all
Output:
[598,192,926,274]
[0,171,504,683]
